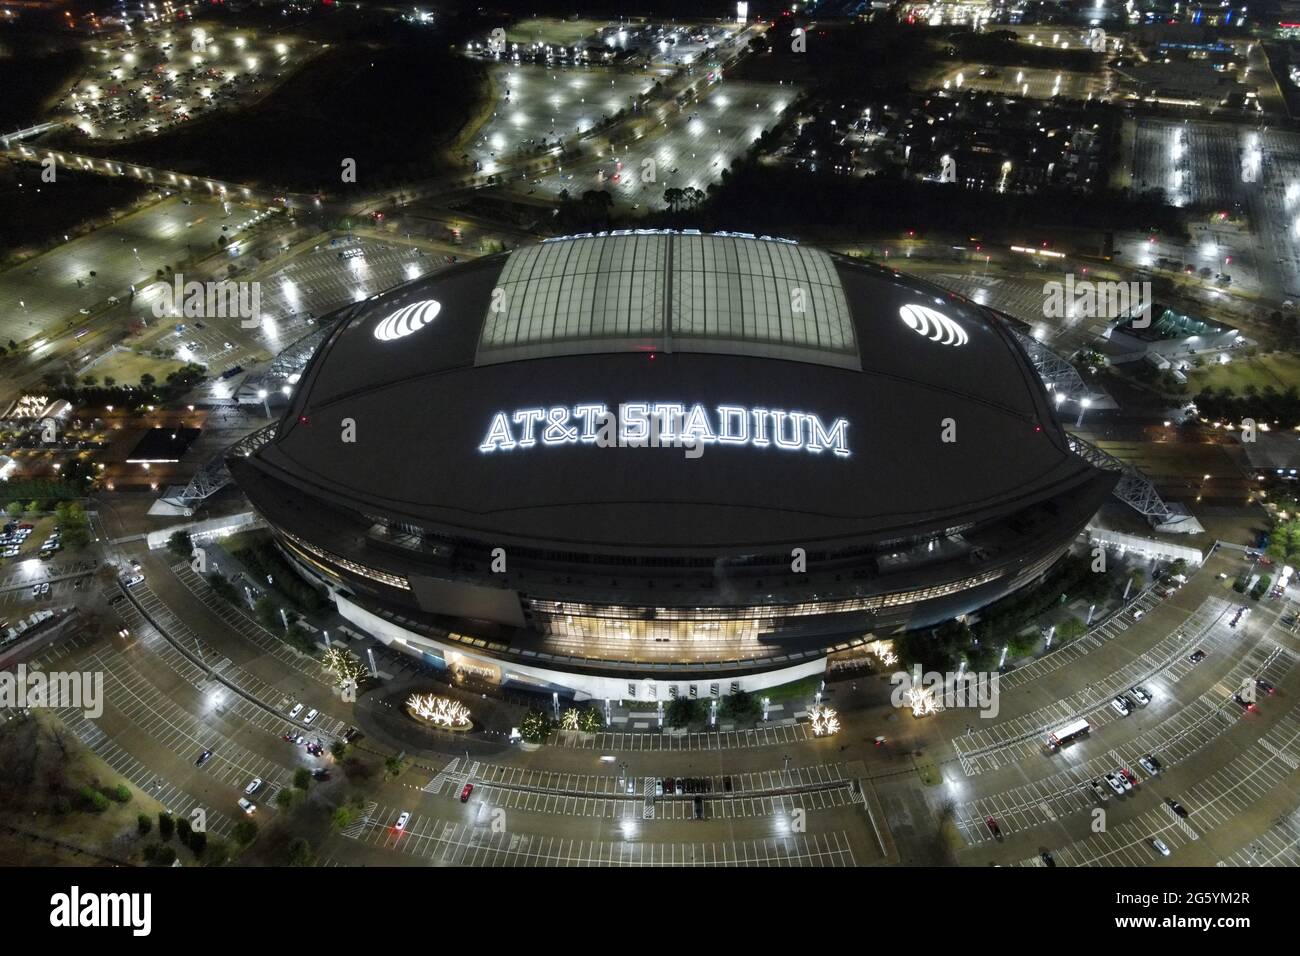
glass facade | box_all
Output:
[478,232,857,366]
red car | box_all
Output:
[460,783,474,803]
[1120,768,1138,785]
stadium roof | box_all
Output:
[241,233,1106,554]
[477,231,858,368]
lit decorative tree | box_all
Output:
[405,693,472,728]
[809,704,840,737]
[323,647,367,689]
[577,707,603,733]
[560,707,581,732]
[871,639,898,667]
[519,709,551,743]
[905,683,941,718]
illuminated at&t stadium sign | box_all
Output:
[479,404,851,458]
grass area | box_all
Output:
[1186,352,1300,395]
[0,712,170,865]
[87,41,486,192]
[757,675,823,705]
[506,17,609,47]
[0,163,150,260]
[914,760,943,787]
[0,45,84,130]
[83,349,189,389]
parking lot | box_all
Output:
[123,576,347,739]
[552,720,812,751]
[342,801,860,866]
[1013,710,1300,867]
[955,638,1294,844]
[55,25,315,141]
[951,596,1235,775]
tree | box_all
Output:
[4,502,20,518]
[665,697,703,728]
[330,740,348,761]
[331,806,355,831]
[323,647,366,690]
[255,595,280,630]
[189,830,208,858]
[720,689,761,723]
[520,709,552,743]
[55,502,90,550]
[139,372,155,389]
[293,767,311,791]
[158,812,175,842]
[232,820,258,845]
[176,817,193,846]
[287,838,314,867]
[166,530,193,560]
[137,813,153,835]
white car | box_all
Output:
[1104,773,1126,796]
[1130,686,1151,706]
[287,703,303,719]
[122,573,144,588]
[237,798,256,814]
[244,778,262,795]
[1110,696,1131,717]
[626,776,636,794]
[1132,609,1144,620]
[303,708,318,724]
[1151,837,1171,857]
[394,811,411,831]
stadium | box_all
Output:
[230,230,1117,701]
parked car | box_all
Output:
[460,783,474,803]
[986,816,1001,837]
[195,749,213,767]
[1138,755,1160,776]
[1166,798,1188,818]
[1110,696,1131,717]
[287,703,303,719]
[1130,686,1151,706]
[244,778,262,795]
[1189,649,1207,664]
[1150,837,1171,857]
[303,708,318,724]
[394,810,411,830]
[237,798,256,814]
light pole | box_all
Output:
[257,388,269,418]
[1075,396,1091,428]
